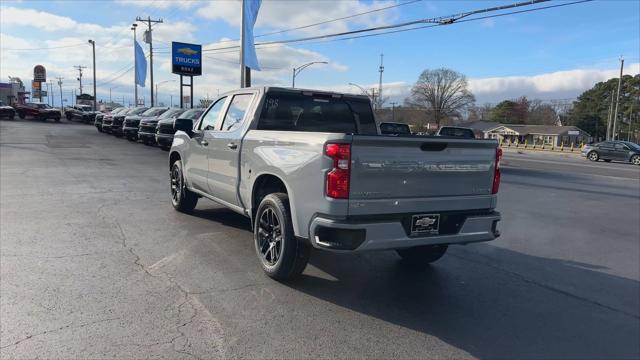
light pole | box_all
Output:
[155,80,175,106]
[131,24,138,106]
[292,61,328,88]
[348,82,375,104]
[88,40,96,110]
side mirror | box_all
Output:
[174,118,194,137]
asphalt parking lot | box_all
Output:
[1,119,639,359]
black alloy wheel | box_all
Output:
[170,160,198,213]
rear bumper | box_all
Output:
[309,210,500,252]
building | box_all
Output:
[0,78,28,105]
[465,121,502,139]
[484,124,590,146]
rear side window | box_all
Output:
[257,93,376,134]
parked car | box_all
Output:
[65,105,101,124]
[95,107,124,132]
[14,102,61,122]
[111,107,148,137]
[379,122,411,135]
[122,107,169,141]
[156,108,205,150]
[131,107,178,144]
[169,87,502,280]
[582,141,640,165]
[436,126,476,139]
[0,101,15,119]
[101,107,130,133]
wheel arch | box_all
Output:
[250,173,294,226]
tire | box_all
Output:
[170,160,198,213]
[587,151,599,162]
[18,112,25,119]
[396,245,448,268]
[66,114,72,120]
[254,193,310,280]
[55,118,60,122]
[126,136,136,142]
[97,127,103,133]
[631,155,640,166]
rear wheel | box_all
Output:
[255,193,310,280]
[396,245,448,268]
[587,151,599,162]
[631,155,640,166]
[170,160,198,213]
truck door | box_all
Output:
[207,93,256,207]
[186,96,227,193]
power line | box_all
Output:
[202,0,591,55]
[212,0,423,45]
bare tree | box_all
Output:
[404,68,475,128]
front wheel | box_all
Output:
[587,151,599,162]
[396,244,448,268]
[18,112,25,119]
[631,155,640,166]
[255,193,310,280]
[170,160,198,213]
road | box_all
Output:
[1,119,639,359]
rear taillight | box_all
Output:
[492,147,503,194]
[325,143,351,199]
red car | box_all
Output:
[14,102,61,122]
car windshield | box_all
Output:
[129,107,149,115]
[34,104,51,109]
[180,109,204,120]
[141,107,168,117]
[380,123,411,135]
[157,108,185,119]
[79,106,91,112]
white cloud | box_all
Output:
[197,0,400,35]
[115,0,198,9]
[469,63,640,103]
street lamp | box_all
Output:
[348,82,375,103]
[155,80,175,106]
[131,24,138,106]
[88,39,96,110]
[292,61,328,88]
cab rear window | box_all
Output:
[257,92,376,135]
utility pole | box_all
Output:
[606,90,615,140]
[131,24,138,106]
[88,40,97,110]
[378,53,384,110]
[56,77,63,110]
[370,88,377,110]
[612,57,624,140]
[136,16,163,106]
[49,80,54,106]
[74,65,86,96]
[390,101,397,121]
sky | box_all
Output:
[1,0,639,108]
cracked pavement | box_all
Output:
[1,120,639,358]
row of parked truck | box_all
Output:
[95,105,204,150]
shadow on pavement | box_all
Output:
[286,245,640,359]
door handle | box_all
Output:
[227,142,238,150]
[201,140,208,146]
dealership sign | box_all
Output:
[34,65,46,82]
[172,42,202,76]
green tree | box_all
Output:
[489,97,529,124]
[567,74,640,140]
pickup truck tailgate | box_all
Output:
[348,136,497,215]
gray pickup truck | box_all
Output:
[169,87,502,280]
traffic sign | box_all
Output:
[172,42,202,76]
